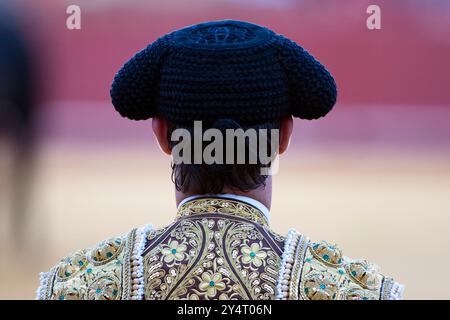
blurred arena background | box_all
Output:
[0,0,450,299]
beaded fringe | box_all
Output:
[381,277,405,300]
[130,224,152,300]
[389,282,405,300]
[276,229,300,300]
[35,271,50,300]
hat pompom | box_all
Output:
[110,36,171,120]
[276,36,337,120]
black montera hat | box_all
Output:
[110,20,337,125]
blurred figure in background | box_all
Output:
[0,3,36,249]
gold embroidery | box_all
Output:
[87,275,121,300]
[346,260,381,290]
[56,250,88,281]
[43,267,58,300]
[147,225,171,241]
[38,198,402,300]
[51,285,81,300]
[292,241,385,300]
[48,230,136,300]
[176,198,269,227]
[343,286,379,300]
[122,228,137,300]
[144,215,282,300]
[90,237,124,265]
[289,234,309,300]
[310,241,343,267]
[300,271,340,300]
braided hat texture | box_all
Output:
[111,20,337,125]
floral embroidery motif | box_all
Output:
[301,271,339,300]
[198,272,226,298]
[241,243,267,267]
[161,240,187,263]
[87,276,121,300]
[38,198,403,300]
[143,202,284,300]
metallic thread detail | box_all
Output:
[288,235,310,300]
[176,198,269,227]
[300,271,340,300]
[51,285,82,300]
[48,232,129,300]
[309,241,343,267]
[343,286,379,300]
[345,260,380,290]
[122,228,137,300]
[36,271,49,300]
[87,275,121,300]
[381,277,404,300]
[144,217,281,300]
[35,266,57,300]
[90,237,124,266]
[294,238,398,300]
[56,250,88,281]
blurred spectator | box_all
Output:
[0,3,36,249]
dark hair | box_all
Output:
[167,119,280,194]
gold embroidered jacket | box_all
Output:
[36,197,404,300]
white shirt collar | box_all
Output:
[178,193,270,222]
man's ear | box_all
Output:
[152,117,172,155]
[279,116,293,155]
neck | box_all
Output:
[175,176,272,210]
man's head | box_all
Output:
[110,20,337,203]
[152,115,293,196]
